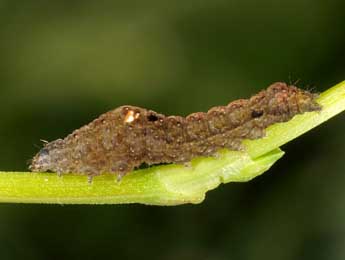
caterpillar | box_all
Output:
[29,82,321,179]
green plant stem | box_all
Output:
[1,80,344,205]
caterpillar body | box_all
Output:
[29,82,321,179]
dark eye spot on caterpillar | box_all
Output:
[29,82,321,180]
[251,110,264,118]
[147,114,159,122]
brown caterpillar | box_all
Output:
[29,82,321,179]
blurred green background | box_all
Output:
[0,1,345,259]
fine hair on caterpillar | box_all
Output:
[29,82,321,180]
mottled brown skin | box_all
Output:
[29,82,321,178]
